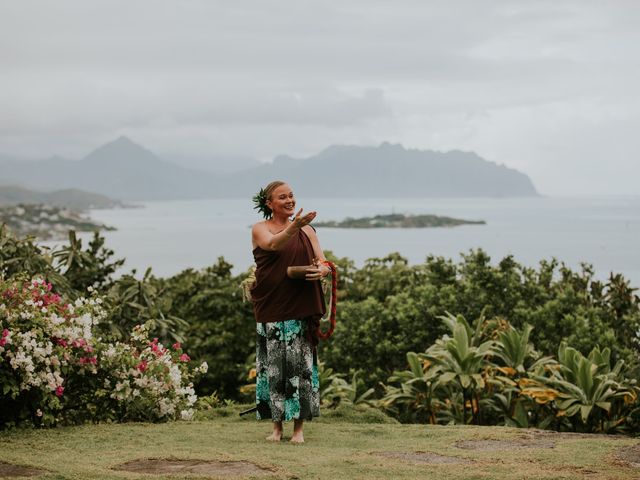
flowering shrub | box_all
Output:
[0,276,206,428]
[99,326,207,422]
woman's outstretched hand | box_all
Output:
[292,208,316,229]
[305,264,330,281]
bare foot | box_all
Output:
[265,432,282,442]
[290,433,304,444]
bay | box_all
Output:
[54,196,640,287]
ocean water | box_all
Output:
[55,196,640,287]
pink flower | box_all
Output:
[89,356,97,365]
[55,386,64,397]
[172,342,181,350]
[0,338,5,347]
[179,354,190,363]
[136,360,148,372]
[42,293,61,306]
[2,329,9,338]
[56,338,68,348]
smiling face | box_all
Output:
[267,183,295,218]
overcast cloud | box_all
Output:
[1,0,639,195]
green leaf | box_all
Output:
[439,372,456,384]
[580,405,593,423]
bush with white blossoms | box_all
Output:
[0,276,207,428]
[99,324,208,422]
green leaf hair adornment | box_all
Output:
[252,188,272,219]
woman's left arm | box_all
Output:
[302,225,331,280]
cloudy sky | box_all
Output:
[1,0,639,195]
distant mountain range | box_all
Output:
[0,137,538,200]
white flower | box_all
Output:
[158,398,176,417]
[169,365,182,385]
[180,409,194,421]
[198,361,209,374]
[103,345,117,359]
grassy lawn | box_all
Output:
[0,406,638,480]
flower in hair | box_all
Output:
[252,188,271,219]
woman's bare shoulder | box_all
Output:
[252,221,269,232]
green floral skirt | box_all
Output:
[256,319,320,422]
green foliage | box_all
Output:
[103,267,187,344]
[0,225,69,294]
[2,227,639,434]
[321,249,640,393]
[53,231,125,293]
[381,315,639,433]
[0,226,123,299]
[422,313,495,424]
[380,351,443,424]
[318,367,376,409]
[156,258,255,399]
[535,343,638,432]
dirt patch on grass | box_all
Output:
[455,437,556,451]
[114,458,273,476]
[374,451,473,465]
[612,443,640,468]
[0,461,45,478]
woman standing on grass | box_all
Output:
[250,180,330,443]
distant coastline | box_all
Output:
[0,204,114,240]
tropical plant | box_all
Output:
[485,321,558,428]
[531,343,639,433]
[0,225,70,294]
[317,363,350,407]
[104,268,187,343]
[52,230,124,293]
[381,352,443,423]
[422,313,495,424]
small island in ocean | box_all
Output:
[314,213,486,229]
